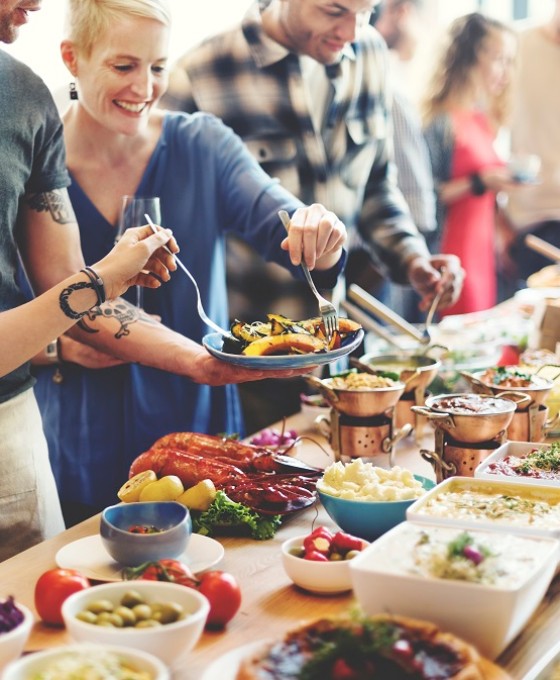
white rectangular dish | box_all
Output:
[406,476,560,540]
[475,440,560,487]
[350,521,559,659]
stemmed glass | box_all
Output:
[117,195,161,308]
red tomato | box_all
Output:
[197,570,242,629]
[34,568,90,626]
[125,559,197,587]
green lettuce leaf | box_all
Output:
[191,491,281,540]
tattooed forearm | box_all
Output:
[26,190,74,224]
[59,281,94,320]
[77,299,157,339]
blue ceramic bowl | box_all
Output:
[317,475,435,542]
[100,501,192,567]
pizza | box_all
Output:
[236,614,511,680]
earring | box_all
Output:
[69,82,78,100]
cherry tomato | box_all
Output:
[197,571,242,629]
[34,568,91,626]
[124,559,197,587]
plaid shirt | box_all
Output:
[163,1,430,284]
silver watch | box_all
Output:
[45,339,59,363]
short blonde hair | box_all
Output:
[65,0,172,56]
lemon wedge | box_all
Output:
[117,470,157,503]
[138,475,184,502]
[177,479,217,511]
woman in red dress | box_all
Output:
[423,13,519,315]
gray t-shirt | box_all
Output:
[0,50,70,402]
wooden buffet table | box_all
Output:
[1,410,559,679]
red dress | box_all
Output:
[439,110,503,316]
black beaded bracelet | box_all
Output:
[470,172,487,196]
[80,267,106,306]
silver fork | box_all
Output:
[278,210,338,340]
[144,214,231,337]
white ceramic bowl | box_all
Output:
[281,535,367,594]
[0,600,33,671]
[2,643,169,680]
[350,521,559,659]
[61,580,209,671]
[475,441,560,487]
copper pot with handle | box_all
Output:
[305,374,407,418]
[460,367,555,411]
[411,393,517,444]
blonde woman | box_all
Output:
[423,13,519,315]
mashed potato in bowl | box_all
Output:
[317,460,426,502]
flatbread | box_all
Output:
[236,614,512,680]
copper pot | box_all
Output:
[506,403,560,442]
[411,393,516,444]
[461,367,554,411]
[357,354,440,394]
[305,374,406,418]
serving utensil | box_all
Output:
[278,210,338,341]
[347,284,425,344]
[422,268,446,343]
[144,214,231,337]
[524,234,560,263]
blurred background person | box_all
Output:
[29,0,347,526]
[500,0,560,292]
[372,0,438,322]
[163,0,464,428]
[423,12,520,316]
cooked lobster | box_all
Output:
[129,432,322,514]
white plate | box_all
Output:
[200,640,270,680]
[202,329,364,369]
[55,534,224,582]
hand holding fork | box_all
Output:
[278,210,339,341]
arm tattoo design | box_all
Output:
[26,190,74,224]
[59,281,93,320]
[77,300,157,339]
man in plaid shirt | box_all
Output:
[163,0,463,317]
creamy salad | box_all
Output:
[31,650,152,680]
[417,487,560,529]
[372,524,553,587]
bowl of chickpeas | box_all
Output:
[61,580,209,671]
[309,370,406,417]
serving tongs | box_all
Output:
[525,234,560,263]
[347,284,426,343]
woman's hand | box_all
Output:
[92,225,178,300]
[280,204,346,271]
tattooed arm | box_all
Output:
[16,189,309,384]
[0,222,175,378]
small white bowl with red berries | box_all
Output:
[281,526,368,594]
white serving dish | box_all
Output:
[0,601,33,671]
[475,441,560,487]
[2,643,169,680]
[406,476,560,540]
[349,521,559,659]
[523,638,560,679]
[61,580,209,672]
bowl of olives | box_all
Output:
[61,580,209,671]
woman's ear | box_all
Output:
[60,40,79,76]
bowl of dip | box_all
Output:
[475,441,560,487]
[350,521,559,659]
[406,476,560,540]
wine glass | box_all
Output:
[117,196,161,308]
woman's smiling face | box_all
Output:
[72,13,169,135]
